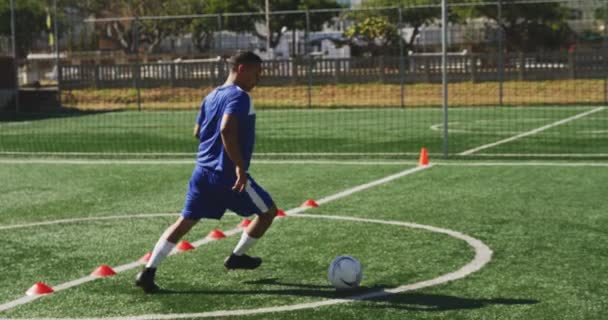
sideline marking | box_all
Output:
[1,158,606,167]
[460,106,605,155]
[0,165,433,313]
[0,213,492,320]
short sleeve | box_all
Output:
[224,94,250,117]
[195,99,205,125]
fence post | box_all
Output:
[170,63,176,87]
[217,14,222,52]
[305,10,312,109]
[497,0,504,105]
[441,0,449,158]
[398,6,405,108]
[9,0,19,113]
[518,51,525,81]
[470,54,477,83]
[424,56,431,82]
[334,59,340,84]
[291,57,298,84]
[568,49,576,79]
[133,16,142,111]
[378,55,385,83]
[94,65,101,88]
[603,9,607,105]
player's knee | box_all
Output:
[261,206,278,219]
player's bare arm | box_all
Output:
[220,113,247,192]
[193,124,201,139]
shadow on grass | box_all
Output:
[0,109,115,122]
[156,277,540,312]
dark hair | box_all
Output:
[227,51,262,69]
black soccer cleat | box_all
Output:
[135,267,160,294]
[224,253,262,270]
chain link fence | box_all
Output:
[1,0,607,159]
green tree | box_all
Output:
[343,0,440,56]
[75,0,192,54]
[343,16,400,56]
[184,0,342,54]
[0,0,47,58]
[596,4,608,24]
[247,0,343,50]
[185,0,254,53]
[453,0,574,52]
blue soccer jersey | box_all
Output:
[195,84,256,177]
[182,84,273,220]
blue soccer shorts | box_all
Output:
[181,166,274,220]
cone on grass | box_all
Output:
[176,240,195,251]
[140,252,152,263]
[277,209,287,217]
[26,282,54,296]
[206,229,226,240]
[91,265,117,277]
[301,199,319,208]
[239,219,252,228]
[419,147,429,166]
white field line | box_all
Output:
[1,158,607,167]
[473,153,608,158]
[0,214,178,231]
[0,159,420,166]
[459,106,606,155]
[434,162,608,167]
[0,152,420,157]
[0,213,492,320]
[290,165,433,215]
[0,164,433,313]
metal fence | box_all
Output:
[1,0,607,159]
[58,51,607,88]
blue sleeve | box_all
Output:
[224,94,250,117]
[195,99,205,125]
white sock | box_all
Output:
[146,239,176,268]
[232,232,258,256]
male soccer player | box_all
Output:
[135,51,278,293]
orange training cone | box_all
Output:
[239,219,252,228]
[176,240,195,251]
[140,252,152,263]
[206,229,226,240]
[91,265,117,277]
[419,147,429,166]
[277,209,287,217]
[301,199,319,208]
[26,282,54,296]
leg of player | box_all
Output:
[224,205,278,270]
[135,217,199,293]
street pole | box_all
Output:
[265,0,271,59]
[10,0,19,113]
[133,17,141,111]
[498,0,504,106]
[306,10,312,109]
[398,6,405,109]
[54,0,61,103]
[441,0,449,158]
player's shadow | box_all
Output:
[363,293,539,311]
[159,277,539,311]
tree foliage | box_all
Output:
[453,0,575,52]
[343,0,440,56]
[247,0,343,49]
[72,0,192,54]
[0,0,47,58]
[343,16,400,56]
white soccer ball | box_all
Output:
[327,256,363,289]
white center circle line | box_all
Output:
[0,212,492,320]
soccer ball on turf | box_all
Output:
[327,256,362,289]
